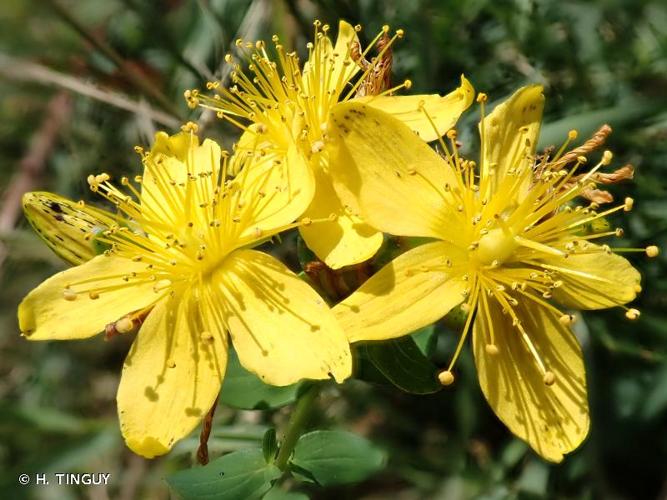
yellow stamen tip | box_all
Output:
[559,314,576,325]
[624,197,634,212]
[601,150,613,165]
[577,155,588,164]
[625,308,640,320]
[396,28,405,38]
[115,317,134,334]
[63,289,77,301]
[476,92,488,103]
[404,79,412,89]
[438,370,455,386]
[646,245,659,258]
[568,129,578,140]
[88,291,100,300]
[543,371,556,386]
[181,121,199,133]
[485,344,499,356]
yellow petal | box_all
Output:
[546,243,641,309]
[330,20,361,95]
[473,298,589,463]
[333,241,469,342]
[303,21,360,103]
[355,75,475,142]
[18,255,164,340]
[22,191,116,265]
[234,125,275,165]
[117,289,227,458]
[480,85,544,200]
[328,101,462,242]
[299,165,382,269]
[216,249,352,385]
[142,133,222,230]
[234,146,315,243]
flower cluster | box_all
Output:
[19,20,657,463]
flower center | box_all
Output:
[476,228,518,266]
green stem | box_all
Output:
[274,384,320,470]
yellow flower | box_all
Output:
[18,126,352,458]
[327,87,656,462]
[190,20,474,269]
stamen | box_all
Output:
[438,370,455,386]
[646,245,659,257]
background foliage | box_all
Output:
[1,0,665,498]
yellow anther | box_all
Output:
[624,197,634,212]
[577,155,587,164]
[559,314,576,326]
[116,317,134,334]
[476,92,488,103]
[311,140,325,153]
[625,308,640,320]
[354,24,362,32]
[63,289,77,301]
[601,150,613,165]
[396,28,405,38]
[167,359,177,368]
[404,79,412,89]
[88,291,100,300]
[382,24,390,33]
[543,371,556,386]
[568,129,578,140]
[646,245,659,258]
[485,344,499,356]
[438,370,455,386]
[301,217,313,226]
[615,228,624,237]
[181,121,199,133]
[446,129,457,140]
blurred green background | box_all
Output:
[1,0,666,498]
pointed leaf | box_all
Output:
[290,431,386,486]
[363,336,442,394]
[167,448,281,500]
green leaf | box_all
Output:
[263,486,309,500]
[220,350,300,410]
[167,448,281,500]
[262,428,278,463]
[290,431,386,486]
[363,336,442,394]
[412,324,437,355]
